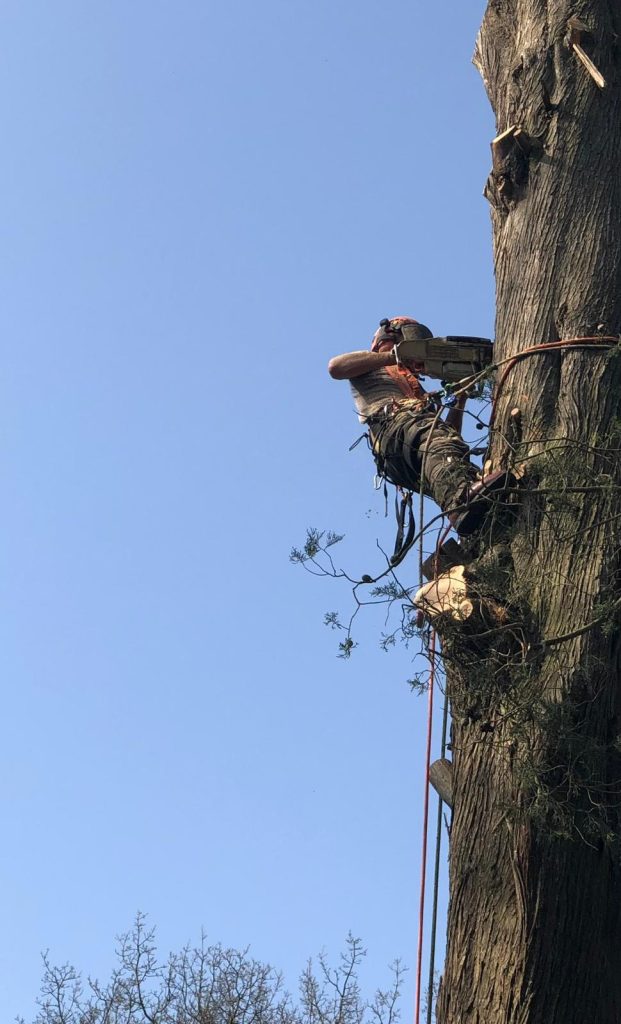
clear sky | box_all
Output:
[0,2,495,1019]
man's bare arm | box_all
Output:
[328,350,397,380]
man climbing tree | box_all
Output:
[328,316,513,537]
[428,2,621,1022]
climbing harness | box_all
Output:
[391,489,416,567]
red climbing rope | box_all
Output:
[414,519,452,1024]
[488,336,617,428]
[414,628,436,1024]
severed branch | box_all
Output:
[567,17,606,89]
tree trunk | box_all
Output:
[435,2,621,1022]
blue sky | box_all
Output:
[0,2,494,1019]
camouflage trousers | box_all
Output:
[369,406,479,513]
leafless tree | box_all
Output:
[19,915,404,1024]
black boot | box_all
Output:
[450,469,517,537]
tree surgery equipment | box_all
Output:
[375,318,494,382]
[394,326,494,382]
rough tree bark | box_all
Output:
[434,2,621,1022]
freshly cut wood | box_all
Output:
[429,758,454,809]
[414,566,473,623]
[414,564,510,637]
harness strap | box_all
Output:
[383,362,426,400]
[390,490,416,567]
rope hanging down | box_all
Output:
[413,629,436,1024]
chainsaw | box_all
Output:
[394,322,494,383]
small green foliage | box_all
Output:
[469,551,513,601]
[338,637,357,659]
[407,673,429,695]
[325,530,345,548]
[401,614,424,643]
[379,633,397,652]
[593,593,621,638]
[501,691,621,846]
[323,611,358,657]
[371,582,409,599]
[290,528,344,564]
[605,343,621,367]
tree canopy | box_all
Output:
[21,915,405,1024]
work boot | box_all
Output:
[450,469,517,537]
[421,538,469,581]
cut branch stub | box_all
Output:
[414,565,512,637]
[484,123,539,212]
[429,758,454,809]
[567,17,606,88]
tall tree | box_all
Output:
[435,2,621,1022]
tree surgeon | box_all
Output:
[328,315,511,536]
